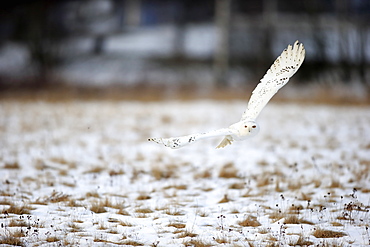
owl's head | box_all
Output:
[238,121,260,137]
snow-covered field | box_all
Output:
[1,100,369,246]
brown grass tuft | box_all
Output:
[284,215,313,225]
[59,169,68,176]
[256,175,272,187]
[0,198,14,206]
[269,208,284,222]
[258,227,269,234]
[195,208,209,217]
[67,222,82,232]
[151,164,177,180]
[92,197,125,211]
[218,194,232,203]
[136,193,151,200]
[331,221,343,226]
[85,191,100,198]
[167,222,186,229]
[284,215,300,224]
[121,240,144,246]
[329,179,342,189]
[177,230,198,238]
[229,182,245,190]
[219,162,239,178]
[2,203,34,215]
[118,220,135,227]
[288,235,314,246]
[8,219,28,227]
[194,170,212,179]
[299,192,312,201]
[4,161,20,169]
[183,238,213,247]
[109,169,125,176]
[164,207,185,216]
[135,207,153,214]
[84,166,105,174]
[49,191,70,203]
[46,236,61,242]
[288,204,304,214]
[214,235,229,244]
[237,215,261,227]
[164,184,188,190]
[0,234,25,246]
[117,208,130,215]
[90,200,107,214]
[312,228,346,238]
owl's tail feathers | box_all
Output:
[216,136,233,149]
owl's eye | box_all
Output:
[252,125,257,128]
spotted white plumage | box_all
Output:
[149,41,305,149]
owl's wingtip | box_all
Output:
[148,137,162,144]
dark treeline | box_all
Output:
[0,0,369,88]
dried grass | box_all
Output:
[4,162,20,169]
[167,222,186,229]
[214,235,229,244]
[0,234,25,246]
[84,166,105,174]
[45,236,61,242]
[288,235,313,246]
[312,228,346,238]
[109,169,125,176]
[194,170,212,179]
[67,222,82,232]
[177,230,198,238]
[258,227,269,234]
[2,203,34,215]
[118,220,135,227]
[218,194,232,203]
[121,240,144,246]
[219,162,239,178]
[8,219,28,227]
[136,193,151,200]
[195,209,209,217]
[229,182,245,190]
[284,215,314,225]
[163,207,185,216]
[49,191,70,203]
[0,198,14,206]
[237,215,261,227]
[151,164,177,180]
[183,238,213,247]
[89,201,107,214]
[135,207,153,214]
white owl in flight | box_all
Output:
[149,40,305,149]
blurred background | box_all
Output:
[0,0,369,102]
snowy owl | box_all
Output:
[148,40,305,149]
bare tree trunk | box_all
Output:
[173,2,187,58]
[262,0,276,62]
[125,0,141,28]
[357,22,367,85]
[336,0,351,82]
[214,0,231,88]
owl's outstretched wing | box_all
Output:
[148,128,234,149]
[241,40,305,121]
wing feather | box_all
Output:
[148,128,234,149]
[241,40,305,121]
